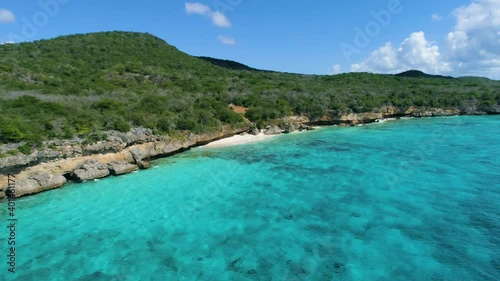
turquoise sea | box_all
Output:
[1,116,499,280]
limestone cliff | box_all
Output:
[306,106,462,126]
[0,124,250,198]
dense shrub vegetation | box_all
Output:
[0,31,499,146]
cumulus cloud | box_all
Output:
[212,11,231,28]
[0,9,15,24]
[218,35,236,45]
[185,2,231,28]
[445,0,500,77]
[348,0,500,79]
[185,2,211,15]
[350,31,451,75]
[328,64,342,75]
[431,14,443,21]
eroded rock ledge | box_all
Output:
[307,106,463,126]
[0,124,250,198]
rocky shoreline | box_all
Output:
[0,124,251,198]
[1,105,499,199]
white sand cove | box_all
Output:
[202,133,278,148]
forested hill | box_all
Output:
[196,56,264,72]
[0,31,499,147]
[394,70,455,79]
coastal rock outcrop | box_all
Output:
[282,116,311,132]
[303,123,316,130]
[283,123,296,133]
[0,153,35,170]
[71,160,110,182]
[137,160,151,170]
[128,138,189,163]
[405,107,460,117]
[0,128,159,175]
[264,125,285,135]
[109,127,156,146]
[14,172,67,197]
[305,106,463,126]
[250,127,260,135]
[83,141,125,156]
[314,110,383,126]
[108,161,139,175]
[486,105,500,114]
[0,124,251,198]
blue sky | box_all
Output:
[1,0,499,79]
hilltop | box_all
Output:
[394,70,455,80]
[0,31,499,149]
[197,56,264,72]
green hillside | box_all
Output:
[197,56,264,72]
[0,31,499,149]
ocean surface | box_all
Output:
[1,116,499,281]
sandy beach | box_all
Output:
[202,133,278,148]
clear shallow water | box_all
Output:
[1,116,499,281]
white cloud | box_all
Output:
[185,2,211,15]
[0,41,15,45]
[0,9,15,24]
[350,32,451,75]
[218,35,236,45]
[185,2,231,28]
[445,0,500,77]
[431,14,443,21]
[211,11,231,28]
[351,43,400,73]
[348,0,500,79]
[328,64,342,75]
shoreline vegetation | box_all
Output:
[1,31,499,199]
